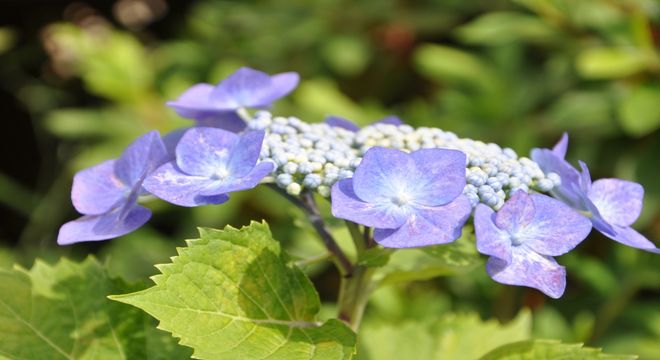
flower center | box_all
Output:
[510,233,523,246]
[391,193,411,207]
[212,167,230,180]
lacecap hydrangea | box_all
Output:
[58,66,658,298]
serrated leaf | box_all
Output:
[111,221,356,360]
[0,257,190,360]
[358,309,531,360]
[480,340,638,359]
[374,227,481,286]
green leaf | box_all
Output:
[357,248,392,268]
[358,309,531,360]
[456,12,559,45]
[576,47,647,79]
[0,257,190,359]
[618,83,660,137]
[413,44,499,91]
[321,36,371,76]
[111,221,356,360]
[374,227,481,286]
[480,340,637,359]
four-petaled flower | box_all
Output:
[167,67,299,132]
[143,127,274,207]
[58,131,169,245]
[331,147,472,248]
[475,190,592,298]
[532,134,658,253]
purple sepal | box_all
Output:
[475,191,592,298]
[58,131,169,245]
[143,127,272,207]
[167,67,299,130]
[531,134,658,253]
[331,146,471,248]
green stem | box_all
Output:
[337,221,375,331]
[337,265,375,331]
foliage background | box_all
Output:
[0,0,658,358]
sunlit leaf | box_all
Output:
[358,309,531,360]
[111,222,356,360]
[480,339,637,359]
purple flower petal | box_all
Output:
[602,225,660,253]
[198,162,274,196]
[588,178,643,227]
[474,204,512,263]
[195,112,247,132]
[577,161,593,193]
[494,190,535,231]
[175,127,238,177]
[57,205,151,245]
[325,116,360,132]
[226,131,266,177]
[409,148,466,206]
[352,147,420,203]
[71,160,126,215]
[373,195,471,248]
[209,67,298,109]
[487,246,566,299]
[331,179,407,228]
[531,147,582,207]
[166,84,217,117]
[114,131,169,187]
[143,162,230,207]
[552,132,569,159]
[520,194,592,256]
[268,72,300,103]
[376,115,404,126]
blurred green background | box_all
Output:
[0,0,658,358]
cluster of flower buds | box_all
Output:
[58,66,658,299]
[247,111,560,210]
[247,111,359,198]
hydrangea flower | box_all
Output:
[325,115,404,132]
[474,191,592,298]
[331,147,472,248]
[167,67,299,132]
[532,134,659,253]
[143,127,274,207]
[57,131,169,245]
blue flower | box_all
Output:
[475,191,592,298]
[57,131,169,245]
[325,115,404,132]
[167,67,299,132]
[532,134,659,253]
[143,127,274,207]
[331,147,472,248]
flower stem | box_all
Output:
[337,221,375,331]
[266,184,353,277]
[337,265,374,331]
